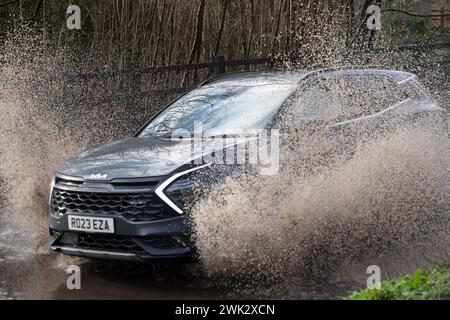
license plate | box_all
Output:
[67,215,115,234]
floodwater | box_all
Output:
[0,226,447,300]
[0,226,360,300]
[0,250,229,300]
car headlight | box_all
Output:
[48,175,55,207]
[164,177,196,212]
[155,163,211,214]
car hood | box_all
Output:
[57,136,241,180]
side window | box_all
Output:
[293,75,421,124]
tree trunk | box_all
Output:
[214,0,228,57]
[187,0,206,64]
[183,0,206,85]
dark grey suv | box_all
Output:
[49,67,448,262]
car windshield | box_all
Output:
[292,75,425,124]
[139,82,297,137]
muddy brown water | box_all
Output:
[1,222,448,300]
[0,251,227,300]
[0,223,230,300]
[0,231,350,300]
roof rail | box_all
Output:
[299,65,414,83]
[199,65,413,86]
[199,70,267,86]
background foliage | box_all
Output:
[1,0,447,69]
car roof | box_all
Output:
[201,67,416,87]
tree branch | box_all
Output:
[0,0,19,8]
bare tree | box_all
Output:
[183,0,206,85]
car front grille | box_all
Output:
[78,233,145,254]
[50,177,179,221]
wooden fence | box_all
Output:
[432,9,450,30]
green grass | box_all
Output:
[341,267,450,300]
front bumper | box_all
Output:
[49,213,195,262]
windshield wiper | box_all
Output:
[203,134,252,139]
[147,133,258,140]
[154,133,174,138]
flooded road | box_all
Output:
[0,249,228,300]
[0,247,344,300]
[0,222,232,300]
[1,219,448,300]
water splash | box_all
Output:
[192,95,450,295]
